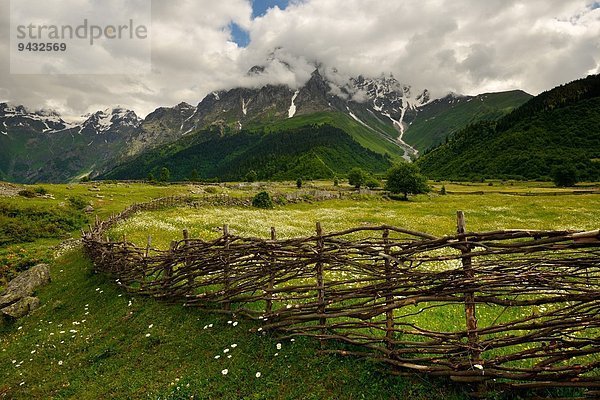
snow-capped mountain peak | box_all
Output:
[0,102,73,133]
[81,107,142,134]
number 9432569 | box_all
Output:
[17,42,67,52]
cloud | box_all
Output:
[0,0,598,117]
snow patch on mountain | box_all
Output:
[241,98,249,116]
[288,90,299,118]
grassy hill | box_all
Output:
[101,120,399,181]
[403,90,532,153]
[418,75,600,181]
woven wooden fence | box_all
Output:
[82,197,600,397]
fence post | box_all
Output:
[223,224,231,311]
[383,228,394,351]
[457,211,480,363]
[265,227,276,314]
[145,235,152,257]
[163,240,176,286]
[316,222,326,332]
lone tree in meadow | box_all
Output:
[296,178,303,189]
[385,162,430,200]
[348,167,366,189]
[552,164,579,187]
[159,167,171,182]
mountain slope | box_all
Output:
[0,106,144,183]
[101,123,392,181]
[417,75,600,181]
[402,90,532,153]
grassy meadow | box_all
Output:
[108,184,600,249]
[0,179,598,399]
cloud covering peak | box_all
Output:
[0,0,598,117]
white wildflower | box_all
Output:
[221,369,228,375]
[255,372,261,378]
[276,343,282,350]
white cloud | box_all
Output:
[0,0,598,117]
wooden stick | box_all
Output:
[266,227,276,314]
[457,211,481,364]
[316,222,326,330]
[384,228,394,351]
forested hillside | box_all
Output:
[418,75,600,181]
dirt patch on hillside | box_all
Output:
[0,182,22,197]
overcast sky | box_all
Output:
[0,0,599,118]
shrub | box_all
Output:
[67,196,88,210]
[34,186,48,195]
[18,189,37,198]
[296,178,303,189]
[0,202,87,245]
[245,170,258,183]
[440,185,447,195]
[159,167,171,182]
[189,169,200,182]
[333,177,339,187]
[365,177,381,189]
[552,165,579,187]
[252,191,273,209]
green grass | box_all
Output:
[0,250,466,399]
[108,186,600,249]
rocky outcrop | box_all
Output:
[1,297,40,318]
[0,264,50,320]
